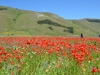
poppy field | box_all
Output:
[0,36,100,75]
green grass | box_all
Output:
[1,50,99,75]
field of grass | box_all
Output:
[0,36,100,75]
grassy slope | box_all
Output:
[71,19,100,36]
[0,6,100,36]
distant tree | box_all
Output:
[13,19,16,21]
[48,26,53,30]
[0,8,7,10]
[37,19,74,33]
[86,19,100,23]
[63,29,67,32]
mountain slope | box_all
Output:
[0,6,100,36]
[71,19,100,36]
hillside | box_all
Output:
[0,6,100,36]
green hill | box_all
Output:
[0,5,100,36]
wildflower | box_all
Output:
[10,61,14,65]
[16,50,20,53]
[52,61,56,64]
[98,68,100,72]
[48,49,54,54]
[56,64,61,68]
[96,58,99,60]
[11,72,14,75]
[44,61,49,67]
[27,39,31,45]
[84,65,87,68]
[46,68,49,72]
[0,59,2,63]
[88,61,91,63]
[91,67,98,73]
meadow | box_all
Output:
[0,36,100,75]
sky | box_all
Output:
[0,0,100,20]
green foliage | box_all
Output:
[67,27,74,33]
[86,19,100,23]
[13,19,16,21]
[0,8,7,10]
[63,29,67,32]
[48,26,53,30]
[13,13,21,22]
[37,19,74,33]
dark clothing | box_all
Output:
[99,35,100,37]
[80,33,83,38]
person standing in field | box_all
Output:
[99,34,100,37]
[80,33,84,38]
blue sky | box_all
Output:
[0,0,100,20]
